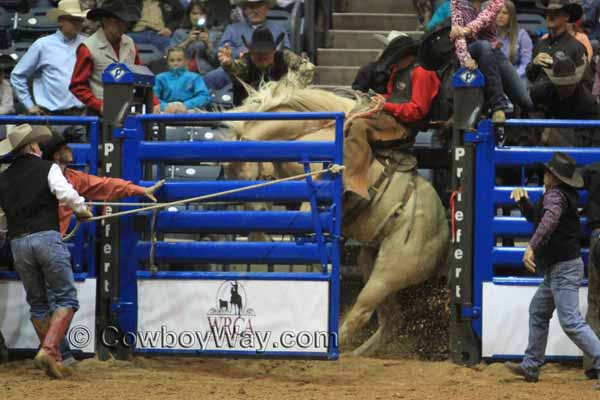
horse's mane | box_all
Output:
[227,71,371,134]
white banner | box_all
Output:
[0,279,96,353]
[482,282,588,357]
[136,279,331,353]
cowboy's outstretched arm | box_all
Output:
[48,164,88,215]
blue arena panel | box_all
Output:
[135,241,335,265]
[142,210,334,234]
[138,141,337,162]
[143,180,335,202]
[494,146,600,166]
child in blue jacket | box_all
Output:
[154,47,212,113]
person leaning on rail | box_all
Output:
[40,131,164,237]
[0,124,92,380]
[505,152,600,391]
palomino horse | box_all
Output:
[226,77,449,356]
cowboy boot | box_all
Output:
[33,308,74,379]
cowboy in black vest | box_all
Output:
[218,26,315,106]
[505,152,600,390]
[0,124,92,379]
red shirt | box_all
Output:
[383,65,441,123]
[60,168,147,235]
[70,41,158,112]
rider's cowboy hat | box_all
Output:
[0,124,52,156]
[374,31,406,47]
[536,152,584,188]
[230,0,277,7]
[543,52,586,86]
[535,0,583,22]
[418,23,454,71]
[87,0,141,23]
[40,131,69,161]
[242,26,285,52]
[47,0,87,22]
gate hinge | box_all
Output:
[460,306,481,319]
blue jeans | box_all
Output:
[128,29,171,52]
[468,41,533,112]
[522,257,600,373]
[11,231,79,320]
[204,67,232,91]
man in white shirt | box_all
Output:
[0,124,91,379]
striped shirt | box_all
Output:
[451,0,504,66]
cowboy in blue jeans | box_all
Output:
[0,124,92,379]
[506,152,600,390]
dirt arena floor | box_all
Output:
[1,356,598,399]
[1,278,597,398]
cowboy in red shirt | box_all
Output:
[70,0,160,114]
[344,34,440,206]
[40,131,164,235]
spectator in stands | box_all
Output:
[427,0,451,32]
[0,125,92,380]
[205,0,291,91]
[530,52,600,146]
[218,26,313,106]
[70,1,160,115]
[527,1,590,87]
[580,162,600,382]
[10,0,87,116]
[221,0,290,58]
[583,0,600,40]
[0,55,14,117]
[170,0,223,74]
[343,35,441,206]
[506,152,600,391]
[129,0,184,52]
[154,47,211,113]
[450,0,533,123]
[414,0,435,30]
[496,0,533,82]
[352,31,406,95]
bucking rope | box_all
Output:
[80,164,344,223]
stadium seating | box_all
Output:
[517,13,547,36]
[137,43,164,66]
[0,0,31,13]
[14,5,57,40]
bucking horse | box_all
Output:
[224,74,449,356]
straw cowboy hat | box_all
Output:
[373,31,406,46]
[535,0,583,22]
[537,152,584,188]
[230,0,277,7]
[0,124,52,156]
[47,0,87,22]
[87,0,142,23]
[543,52,586,86]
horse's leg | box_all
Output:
[338,247,397,352]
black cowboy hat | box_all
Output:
[535,0,583,23]
[241,26,285,53]
[87,0,141,23]
[40,131,68,161]
[375,34,420,72]
[536,152,584,188]
[543,51,586,86]
[418,23,454,71]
